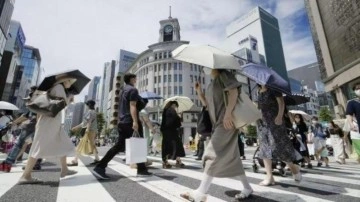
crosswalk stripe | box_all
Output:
[147,155,360,186]
[56,160,116,202]
[0,165,23,196]
[148,161,333,202]
[105,159,226,202]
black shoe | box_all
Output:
[92,167,110,180]
[89,160,100,166]
[317,162,322,167]
[22,165,41,171]
[195,158,202,161]
[307,164,313,169]
[137,170,152,176]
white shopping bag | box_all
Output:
[126,131,147,164]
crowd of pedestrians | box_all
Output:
[0,66,359,202]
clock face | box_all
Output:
[164,25,173,33]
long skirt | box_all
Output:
[330,135,345,160]
[161,130,185,162]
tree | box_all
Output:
[246,125,257,138]
[319,106,333,122]
[97,113,106,136]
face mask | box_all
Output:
[312,121,317,124]
[355,90,360,96]
[203,67,212,75]
[295,118,300,122]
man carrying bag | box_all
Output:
[93,73,152,179]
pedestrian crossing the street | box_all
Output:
[0,152,359,202]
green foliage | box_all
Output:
[319,107,333,122]
[246,125,257,137]
[97,113,106,135]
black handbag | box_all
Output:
[197,107,212,134]
[26,91,66,117]
[79,128,87,137]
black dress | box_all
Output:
[295,123,310,158]
[160,107,186,162]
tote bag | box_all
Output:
[26,91,66,117]
[126,131,147,164]
[197,107,212,134]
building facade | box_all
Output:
[87,76,101,101]
[0,0,14,66]
[220,6,289,82]
[127,15,211,141]
[16,45,41,110]
[305,0,360,118]
[99,60,116,126]
[118,49,138,73]
[0,20,26,101]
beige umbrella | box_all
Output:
[289,110,311,121]
[163,96,194,113]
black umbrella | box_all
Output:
[38,70,90,95]
[284,94,310,106]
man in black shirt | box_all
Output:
[346,82,360,131]
[93,73,151,179]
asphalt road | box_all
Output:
[0,146,359,202]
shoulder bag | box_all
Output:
[197,107,212,134]
[26,91,66,118]
[219,77,261,129]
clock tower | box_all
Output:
[158,8,181,42]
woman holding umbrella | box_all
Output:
[18,75,80,184]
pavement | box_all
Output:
[0,146,360,202]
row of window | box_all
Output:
[152,98,202,108]
[154,51,172,60]
[153,86,183,95]
[154,62,183,72]
[154,74,183,83]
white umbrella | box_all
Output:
[172,44,243,70]
[289,110,311,121]
[0,101,19,110]
[163,96,194,113]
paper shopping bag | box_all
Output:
[126,137,147,164]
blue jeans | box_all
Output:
[5,130,34,165]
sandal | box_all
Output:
[67,161,78,167]
[176,160,185,168]
[18,177,43,185]
[180,191,207,202]
[234,189,253,201]
[61,169,78,178]
[259,177,275,186]
[162,162,172,169]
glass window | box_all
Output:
[168,51,172,58]
[179,74,183,82]
[168,87,172,95]
[146,78,148,85]
[168,63,171,71]
[168,74,172,82]
[164,75,167,82]
[174,74,178,82]
[174,86,178,94]
[194,65,198,72]
[163,63,167,71]
[164,52,167,58]
[194,76,197,82]
[190,64,193,71]
[146,67,148,74]
[190,75,193,83]
[158,64,162,71]
[158,76,161,83]
[155,53,158,60]
[159,52,162,59]
[191,87,194,95]
[158,87,161,95]
[179,86,183,94]
[179,62,182,70]
[154,76,157,83]
[154,64,157,72]
[163,86,167,95]
[203,77,205,84]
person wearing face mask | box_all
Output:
[310,117,329,167]
[345,82,360,163]
[181,69,253,201]
[293,114,312,168]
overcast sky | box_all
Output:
[12,0,317,100]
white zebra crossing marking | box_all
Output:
[0,165,23,196]
[56,160,116,202]
[106,159,226,202]
[149,161,333,202]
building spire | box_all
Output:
[169,6,172,19]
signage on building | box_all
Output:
[17,26,26,48]
[250,36,258,51]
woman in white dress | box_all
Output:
[18,76,77,184]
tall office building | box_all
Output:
[87,76,101,101]
[16,45,41,110]
[305,0,360,118]
[127,14,212,142]
[0,0,14,66]
[118,49,138,73]
[220,6,289,82]
[99,60,116,125]
[0,20,26,101]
